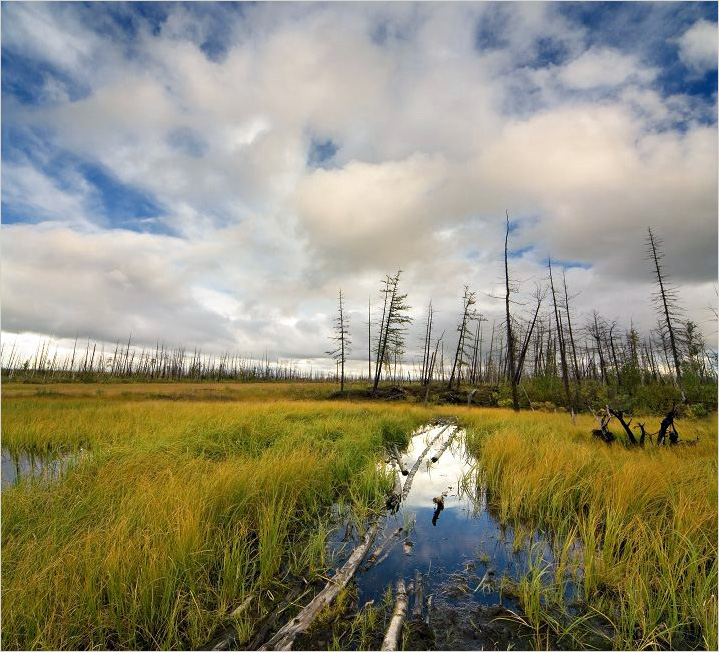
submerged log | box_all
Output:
[364,527,403,569]
[381,578,408,651]
[260,522,380,650]
[385,468,403,513]
[412,570,424,619]
[425,595,433,626]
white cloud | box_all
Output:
[557,47,656,89]
[1,2,717,360]
[677,19,718,74]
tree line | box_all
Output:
[328,223,717,411]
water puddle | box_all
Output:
[325,422,584,648]
[1,448,84,489]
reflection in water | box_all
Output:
[1,449,83,489]
[327,424,581,610]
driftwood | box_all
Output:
[260,522,381,650]
[425,595,433,626]
[430,427,459,463]
[391,445,409,475]
[381,578,408,651]
[402,423,455,501]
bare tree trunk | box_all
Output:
[647,227,684,397]
[549,259,572,408]
[504,213,519,411]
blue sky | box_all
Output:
[1,2,717,361]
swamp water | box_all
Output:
[1,448,83,489]
[323,423,586,650]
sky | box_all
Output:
[1,1,717,370]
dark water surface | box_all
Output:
[1,448,82,489]
[328,424,580,610]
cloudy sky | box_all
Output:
[2,1,717,369]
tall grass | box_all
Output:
[462,408,718,650]
[2,394,432,650]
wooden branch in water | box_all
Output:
[260,522,381,650]
[425,595,433,626]
[381,578,408,651]
[430,427,459,463]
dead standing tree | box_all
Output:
[504,212,520,411]
[448,287,477,390]
[373,271,412,391]
[327,289,350,392]
[646,227,685,401]
[548,258,572,410]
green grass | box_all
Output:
[1,390,431,649]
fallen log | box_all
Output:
[430,427,459,463]
[381,578,408,651]
[260,522,381,650]
[245,585,304,651]
[391,445,409,475]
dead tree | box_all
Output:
[448,287,477,389]
[548,258,572,407]
[590,408,615,443]
[514,285,544,385]
[368,296,372,382]
[373,271,411,390]
[504,212,519,411]
[420,301,434,386]
[608,407,638,446]
[327,289,350,392]
[657,404,679,445]
[646,227,685,399]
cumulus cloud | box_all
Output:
[557,47,657,89]
[676,19,718,74]
[1,2,716,364]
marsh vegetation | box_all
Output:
[1,383,716,650]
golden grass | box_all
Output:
[2,393,432,649]
[2,385,716,650]
[461,408,718,650]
